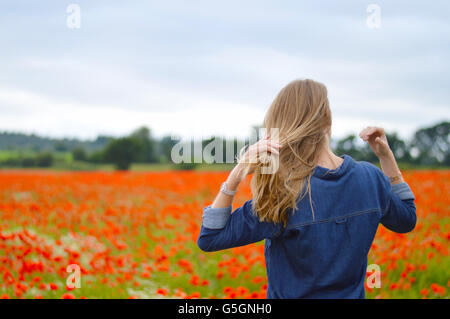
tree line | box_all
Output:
[0,121,448,170]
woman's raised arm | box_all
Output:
[210,136,281,209]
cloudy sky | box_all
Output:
[0,1,449,141]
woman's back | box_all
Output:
[198,154,416,298]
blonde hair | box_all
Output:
[243,79,332,226]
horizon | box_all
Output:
[0,119,444,144]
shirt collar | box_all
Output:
[312,154,354,180]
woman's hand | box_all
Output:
[211,136,281,209]
[237,136,281,176]
[359,126,404,184]
[359,126,392,158]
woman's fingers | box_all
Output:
[375,136,388,146]
[358,127,370,140]
[268,140,281,152]
[358,126,391,158]
[253,140,281,155]
[260,139,281,149]
[359,126,375,139]
[268,147,279,155]
[359,126,384,141]
[242,138,282,164]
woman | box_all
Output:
[197,79,416,299]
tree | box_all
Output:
[104,137,143,170]
[159,135,178,163]
[72,147,87,161]
[411,121,449,165]
[386,132,412,163]
[21,157,36,167]
[334,134,363,159]
[36,152,53,167]
[54,142,68,152]
[130,126,158,163]
[87,150,105,164]
[358,132,411,164]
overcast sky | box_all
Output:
[0,1,449,141]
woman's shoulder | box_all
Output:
[354,159,380,171]
[352,159,391,188]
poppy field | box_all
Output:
[0,169,448,299]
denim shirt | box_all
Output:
[197,154,416,299]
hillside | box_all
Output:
[0,132,112,153]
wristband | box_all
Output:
[389,173,403,184]
[220,182,237,196]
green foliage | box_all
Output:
[87,150,105,164]
[21,157,36,167]
[172,162,199,170]
[0,132,112,153]
[0,121,448,170]
[158,136,178,163]
[54,142,68,152]
[72,147,87,161]
[100,127,160,170]
[334,134,362,160]
[0,152,53,168]
[130,127,158,163]
[35,152,53,167]
[411,121,449,166]
[103,137,143,170]
[332,122,449,166]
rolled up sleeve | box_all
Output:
[197,200,283,252]
[381,181,417,233]
[391,182,415,200]
[201,205,232,229]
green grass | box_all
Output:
[0,150,36,160]
[0,147,448,172]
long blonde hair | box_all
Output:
[245,79,332,226]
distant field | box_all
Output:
[0,161,236,172]
[0,150,70,160]
[0,149,237,171]
[0,169,448,299]
[1,149,449,172]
